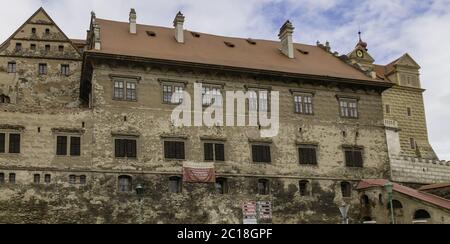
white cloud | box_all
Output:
[1,0,450,159]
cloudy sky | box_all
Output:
[1,0,450,159]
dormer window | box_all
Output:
[246,38,256,45]
[191,32,201,38]
[146,31,156,37]
[224,41,235,48]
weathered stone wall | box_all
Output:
[390,155,450,184]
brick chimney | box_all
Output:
[278,20,295,59]
[129,8,137,34]
[173,11,185,43]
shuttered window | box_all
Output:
[164,141,185,160]
[204,143,225,162]
[344,147,363,168]
[8,134,20,154]
[298,146,318,165]
[252,145,271,163]
[115,139,137,159]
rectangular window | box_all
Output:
[31,28,36,34]
[407,107,412,117]
[344,147,364,168]
[39,63,47,75]
[8,134,20,154]
[126,82,136,101]
[164,141,185,160]
[15,43,22,51]
[215,178,228,194]
[113,80,137,101]
[9,173,15,184]
[58,45,64,52]
[44,174,51,184]
[386,104,391,114]
[298,145,318,165]
[7,62,16,73]
[249,90,269,112]
[80,175,87,185]
[61,64,70,76]
[410,138,416,150]
[70,137,81,156]
[30,44,36,51]
[204,143,225,162]
[202,86,222,107]
[340,99,358,118]
[169,177,182,193]
[56,136,67,156]
[114,81,124,99]
[69,175,76,184]
[0,173,4,184]
[252,145,271,163]
[115,139,137,159]
[45,45,50,52]
[163,84,184,104]
[34,174,40,184]
[258,179,270,195]
[0,133,5,153]
[294,95,313,114]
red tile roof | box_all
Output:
[419,182,450,191]
[357,179,450,210]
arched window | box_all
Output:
[361,195,370,206]
[118,175,132,192]
[299,180,310,196]
[341,182,352,198]
[169,176,182,193]
[258,179,270,195]
[414,209,431,220]
[391,200,403,209]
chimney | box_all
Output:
[173,11,185,43]
[278,20,295,59]
[129,8,137,34]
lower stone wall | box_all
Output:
[390,156,450,184]
[0,169,363,224]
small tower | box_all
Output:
[347,31,375,72]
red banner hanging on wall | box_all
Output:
[182,162,216,183]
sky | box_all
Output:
[1,0,450,159]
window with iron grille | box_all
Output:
[299,180,310,196]
[0,133,5,153]
[8,134,20,154]
[294,95,313,114]
[118,175,132,192]
[202,86,222,107]
[344,147,363,168]
[341,182,352,198]
[61,64,70,76]
[204,143,225,162]
[115,139,137,159]
[164,141,185,160]
[169,176,182,193]
[258,179,270,195]
[34,174,40,184]
[38,63,47,75]
[252,144,271,163]
[113,80,137,101]
[215,178,228,194]
[7,62,16,73]
[340,99,358,118]
[162,84,184,104]
[9,173,15,184]
[298,145,318,165]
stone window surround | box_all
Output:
[112,133,140,161]
[161,135,188,161]
[53,133,82,158]
[110,74,141,102]
[342,145,365,168]
[297,142,319,166]
[0,128,23,155]
[290,89,315,115]
[244,85,272,113]
[336,94,360,119]
[158,79,188,105]
[7,61,17,73]
[249,139,273,164]
[201,139,226,162]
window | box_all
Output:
[7,62,16,73]
[61,64,70,76]
[252,144,271,163]
[0,173,4,184]
[56,136,67,155]
[414,209,431,220]
[0,133,4,153]
[385,104,391,114]
[31,28,36,34]
[410,138,416,150]
[45,45,50,52]
[169,176,182,193]
[118,175,132,192]
[298,145,318,165]
[164,141,185,160]
[34,174,41,184]
[204,143,225,162]
[249,90,269,112]
[70,137,81,156]
[294,94,313,114]
[215,178,228,194]
[69,175,77,184]
[30,44,36,51]
[44,174,51,184]
[45,28,50,35]
[39,63,47,75]
[80,175,87,185]
[344,147,363,168]
[202,86,222,107]
[15,43,22,51]
[340,98,358,118]
[407,107,412,117]
[341,182,352,198]
[58,45,64,52]
[162,84,184,104]
[9,173,15,184]
[9,133,20,154]
[113,80,137,101]
[299,180,310,196]
[258,179,270,195]
[361,195,370,207]
[0,95,10,104]
[115,139,137,159]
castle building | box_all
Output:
[0,7,448,224]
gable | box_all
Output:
[395,53,421,69]
[348,47,375,64]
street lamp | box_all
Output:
[135,184,144,224]
[384,182,395,224]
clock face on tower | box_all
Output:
[356,50,364,58]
